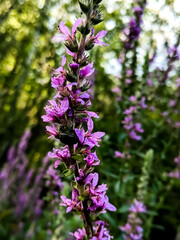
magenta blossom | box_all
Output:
[84,151,100,166]
[114,151,125,158]
[75,117,105,149]
[46,124,58,139]
[70,228,86,240]
[129,200,146,213]
[42,97,69,122]
[90,28,108,47]
[52,18,82,43]
[48,146,70,168]
[60,189,82,213]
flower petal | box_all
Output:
[74,128,85,144]
[95,30,107,39]
[87,117,94,133]
[72,18,82,35]
[62,55,66,67]
[59,21,70,36]
[52,35,68,43]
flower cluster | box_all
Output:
[112,87,147,142]
[168,154,180,179]
[122,99,146,141]
[123,4,145,50]
[42,1,116,238]
[70,221,113,240]
[120,200,146,240]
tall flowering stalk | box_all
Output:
[0,130,63,239]
[120,200,146,240]
[42,0,116,239]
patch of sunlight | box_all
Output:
[105,20,116,30]
[1,53,16,74]
[3,104,10,112]
[147,0,165,12]
[174,0,180,13]
[16,92,28,109]
[8,14,21,30]
[38,0,45,9]
[36,77,50,85]
[25,84,31,92]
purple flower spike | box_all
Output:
[43,3,115,238]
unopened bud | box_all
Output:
[78,1,89,14]
[85,39,95,50]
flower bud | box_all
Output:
[85,39,95,50]
[66,72,77,82]
[64,39,78,52]
[93,0,102,4]
[78,24,90,36]
[78,1,89,14]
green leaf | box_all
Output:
[78,1,89,14]
[60,169,72,177]
[72,154,83,161]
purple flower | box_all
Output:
[126,69,133,76]
[90,221,113,240]
[140,97,148,109]
[80,62,95,78]
[46,124,58,139]
[168,171,180,179]
[120,223,131,233]
[134,123,144,133]
[147,79,153,86]
[48,146,70,168]
[124,107,136,115]
[52,18,82,43]
[84,173,116,213]
[176,78,180,87]
[129,131,141,140]
[70,228,86,240]
[60,189,82,213]
[129,96,136,102]
[129,200,146,213]
[18,130,31,153]
[84,151,100,166]
[69,62,79,72]
[90,28,108,47]
[111,87,121,93]
[42,97,69,122]
[169,99,176,107]
[75,117,105,148]
[114,151,125,158]
[126,79,132,84]
[85,111,99,118]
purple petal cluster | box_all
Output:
[168,154,180,179]
[123,5,144,50]
[70,221,113,240]
[122,106,144,141]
